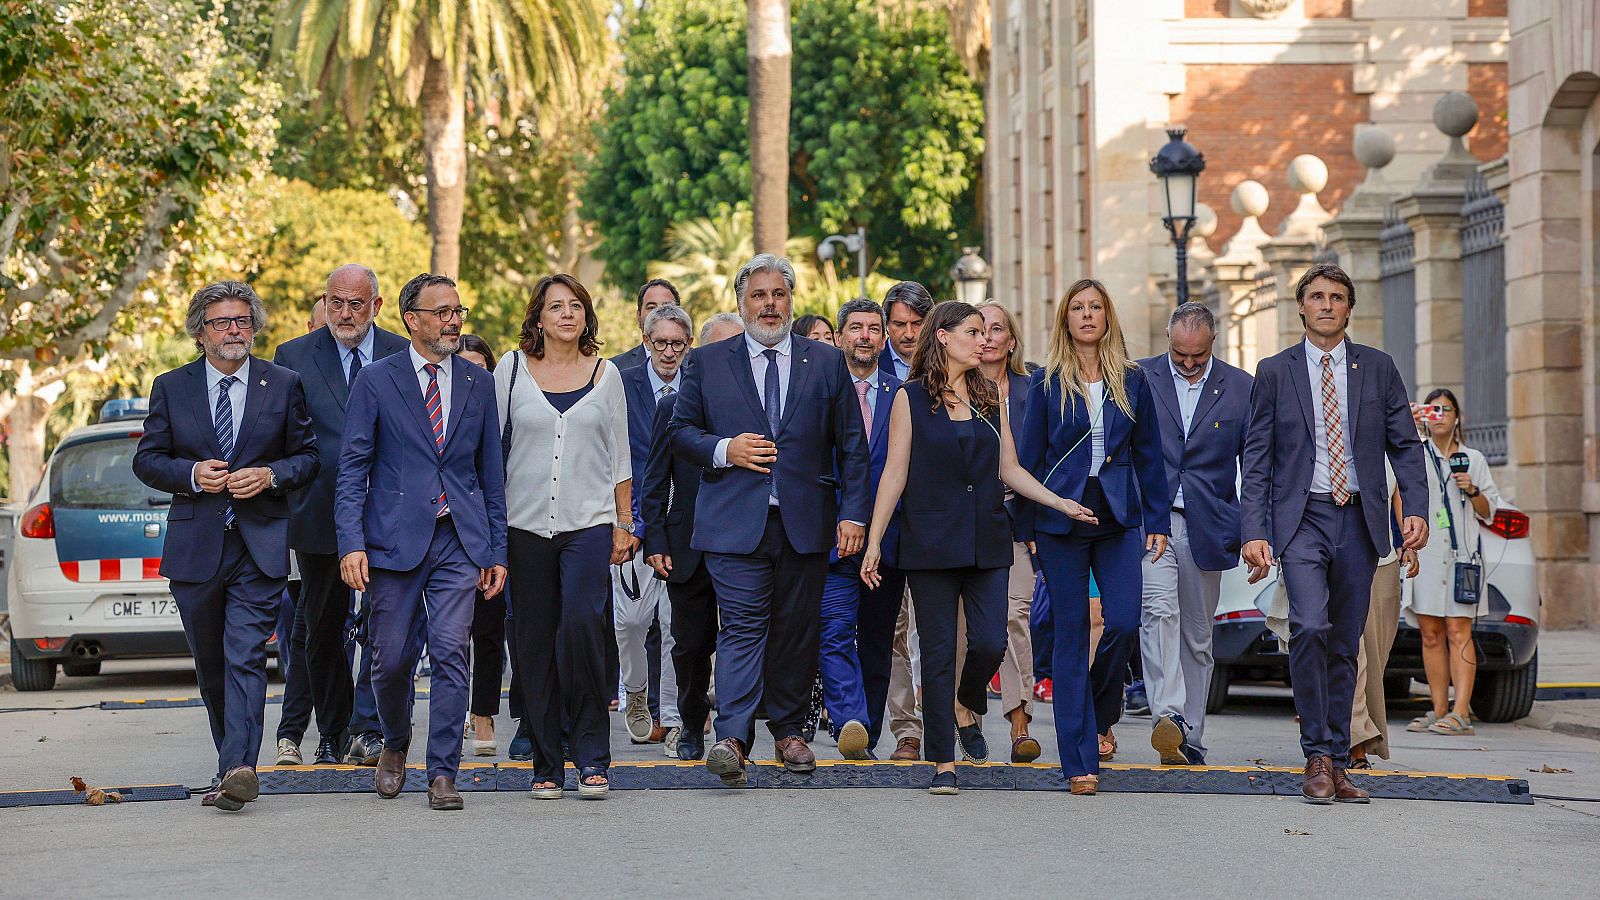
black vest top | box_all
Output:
[896,379,1012,570]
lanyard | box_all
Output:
[1042,384,1105,486]
[1426,444,1480,562]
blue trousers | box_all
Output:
[820,560,904,747]
[1030,569,1053,681]
[366,517,478,781]
[1036,528,1143,778]
[907,566,1008,764]
[1280,497,1378,766]
[348,595,382,735]
[275,581,315,744]
[705,510,826,749]
[170,530,283,779]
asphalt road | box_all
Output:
[3,660,1598,899]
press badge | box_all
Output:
[1435,508,1450,530]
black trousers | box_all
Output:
[668,560,718,736]
[509,524,613,780]
[294,551,355,739]
[469,590,506,717]
[854,564,907,750]
[906,566,1008,764]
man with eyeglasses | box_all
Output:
[616,303,694,754]
[273,264,412,767]
[134,282,319,811]
[336,272,507,811]
[611,278,681,370]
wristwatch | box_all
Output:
[267,468,279,491]
[1465,486,1480,498]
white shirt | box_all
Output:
[1087,380,1107,477]
[1169,355,1213,510]
[410,345,452,443]
[646,362,679,403]
[495,352,631,537]
[886,345,911,382]
[192,358,250,491]
[342,327,375,383]
[712,333,793,469]
[1304,337,1361,494]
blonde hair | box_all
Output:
[976,300,1028,378]
[1044,278,1137,418]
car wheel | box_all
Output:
[1206,664,1231,715]
[1383,674,1412,699]
[1471,650,1538,723]
[9,640,58,692]
[62,660,102,678]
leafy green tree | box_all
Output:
[647,210,816,322]
[583,0,983,296]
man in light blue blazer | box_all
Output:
[1241,263,1427,804]
[335,273,508,811]
[1137,302,1252,766]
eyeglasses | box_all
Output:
[411,306,469,322]
[326,298,368,312]
[204,315,257,332]
[649,339,688,353]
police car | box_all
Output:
[9,399,203,690]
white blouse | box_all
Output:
[1087,380,1106,477]
[494,351,631,538]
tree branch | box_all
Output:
[52,192,180,361]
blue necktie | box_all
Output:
[347,348,362,385]
[762,348,780,498]
[214,375,237,528]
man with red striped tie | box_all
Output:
[1240,264,1428,805]
[335,273,508,811]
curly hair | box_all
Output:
[910,301,1000,417]
[519,274,601,359]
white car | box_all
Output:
[1209,504,1540,722]
[8,400,278,691]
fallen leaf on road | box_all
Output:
[1531,765,1572,774]
[70,776,124,805]
[1248,758,1269,766]
[1284,829,1312,836]
[70,776,87,793]
[36,736,46,742]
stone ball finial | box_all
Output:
[1231,180,1269,218]
[1287,154,1329,195]
[1353,124,1396,171]
[1193,202,1218,239]
[1434,91,1479,138]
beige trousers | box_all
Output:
[1351,560,1403,759]
[888,585,922,741]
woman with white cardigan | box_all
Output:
[496,273,636,799]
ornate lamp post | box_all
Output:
[951,246,991,306]
[1149,128,1206,303]
[817,226,868,299]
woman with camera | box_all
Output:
[1404,388,1502,737]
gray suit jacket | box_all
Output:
[1240,339,1426,558]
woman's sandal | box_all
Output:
[1428,711,1475,735]
[577,767,610,799]
[1406,710,1440,733]
[1346,757,1373,770]
[1098,730,1117,762]
[529,778,563,800]
[1011,735,1043,764]
[1069,775,1099,796]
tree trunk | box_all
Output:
[421,44,468,279]
[747,0,791,256]
[5,362,54,502]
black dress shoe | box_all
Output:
[344,731,383,766]
[677,729,706,761]
[956,717,989,765]
[314,732,346,765]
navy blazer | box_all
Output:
[133,356,319,582]
[830,369,902,568]
[621,363,669,533]
[1241,339,1426,558]
[896,380,1012,570]
[335,351,508,571]
[272,325,410,555]
[1137,353,1253,571]
[999,369,1029,538]
[877,344,911,382]
[1015,366,1171,540]
[668,334,872,556]
[610,342,648,371]
[640,393,705,583]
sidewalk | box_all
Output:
[1521,628,1600,741]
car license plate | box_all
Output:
[104,597,180,619]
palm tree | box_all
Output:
[274,0,609,278]
[647,210,815,320]
[747,0,791,255]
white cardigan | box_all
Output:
[494,351,631,537]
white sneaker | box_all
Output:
[663,726,683,759]
[624,691,654,742]
[275,738,303,766]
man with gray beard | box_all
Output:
[273,264,412,766]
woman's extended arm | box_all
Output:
[861,391,912,588]
[997,401,1097,525]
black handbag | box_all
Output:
[501,351,519,466]
[1428,446,1482,606]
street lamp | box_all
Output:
[1149,127,1206,304]
[951,247,991,306]
[817,226,868,300]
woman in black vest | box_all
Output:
[861,301,1094,795]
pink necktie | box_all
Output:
[855,380,873,432]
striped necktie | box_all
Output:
[214,375,237,528]
[1321,354,1351,505]
[424,363,448,516]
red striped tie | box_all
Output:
[1320,354,1350,505]
[424,363,448,516]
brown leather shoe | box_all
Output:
[890,736,922,761]
[375,748,407,799]
[1332,767,1371,804]
[646,723,670,743]
[427,775,463,811]
[705,737,749,787]
[775,735,817,773]
[1301,755,1335,804]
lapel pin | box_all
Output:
[1212,388,1219,394]
[1351,363,1359,369]
[802,358,809,364]
[258,379,267,387]
[1214,422,1220,428]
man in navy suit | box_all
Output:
[615,303,694,751]
[669,254,872,784]
[818,298,901,759]
[876,281,932,383]
[1242,263,1427,804]
[335,273,508,811]
[610,277,681,370]
[1137,302,1252,766]
[134,282,319,811]
[273,264,412,766]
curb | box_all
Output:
[1518,704,1600,742]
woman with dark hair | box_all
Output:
[456,334,496,371]
[1016,278,1170,795]
[495,274,636,799]
[1403,387,1501,737]
[861,301,1085,795]
[792,313,836,346]
[451,335,506,755]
